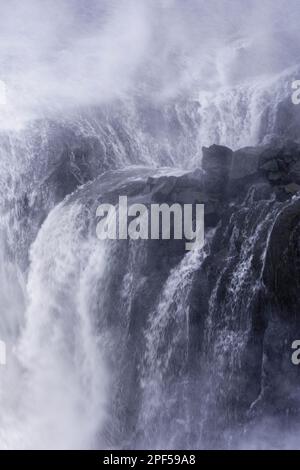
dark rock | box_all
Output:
[172,189,204,204]
[230,146,262,180]
[284,182,300,194]
[263,198,300,312]
[260,159,279,172]
[175,168,203,188]
[268,171,282,182]
[290,159,300,183]
[202,144,233,197]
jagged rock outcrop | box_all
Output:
[60,141,300,448]
[5,135,300,449]
[190,142,300,446]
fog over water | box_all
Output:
[0,0,300,124]
[0,0,300,450]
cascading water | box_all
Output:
[1,0,300,451]
[0,200,112,449]
[137,247,208,449]
[197,65,300,150]
[199,196,280,447]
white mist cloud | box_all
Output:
[0,0,300,126]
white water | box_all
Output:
[0,201,110,449]
[138,246,207,448]
[0,0,300,450]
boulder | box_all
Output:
[202,144,233,197]
[230,146,262,180]
[284,182,300,195]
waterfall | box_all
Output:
[197,66,300,150]
[137,243,210,449]
[0,200,111,449]
[1,0,300,450]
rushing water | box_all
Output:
[1,0,300,450]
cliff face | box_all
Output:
[190,143,300,447]
[146,142,300,448]
[43,141,299,449]
[3,135,300,449]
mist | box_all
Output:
[0,0,300,127]
[1,0,300,451]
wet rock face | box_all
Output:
[263,198,300,312]
[7,136,300,448]
[230,147,262,180]
[217,141,300,201]
[202,144,233,197]
[258,142,300,187]
[190,143,300,444]
[81,143,300,447]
